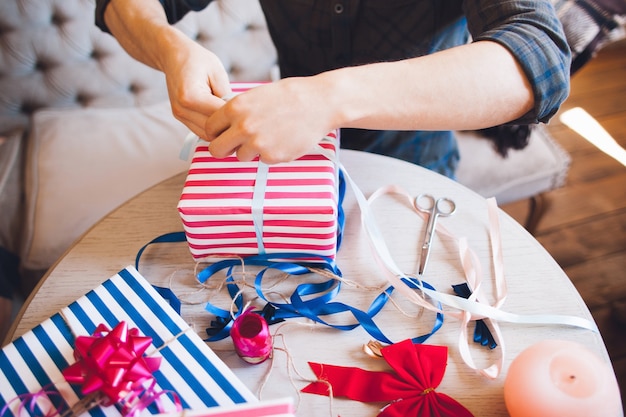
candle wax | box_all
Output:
[504,339,621,417]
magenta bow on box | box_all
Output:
[302,339,474,417]
[62,321,181,417]
[2,321,181,417]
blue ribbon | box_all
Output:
[135,231,187,313]
[134,164,443,346]
[197,253,443,345]
[452,283,497,349]
[336,169,346,250]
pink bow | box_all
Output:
[63,322,162,411]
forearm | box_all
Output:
[321,40,534,132]
[103,0,192,73]
[102,0,230,137]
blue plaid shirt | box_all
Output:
[96,0,570,177]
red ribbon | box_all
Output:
[302,340,474,417]
[62,321,161,408]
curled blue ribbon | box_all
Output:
[198,253,443,345]
[135,231,187,314]
[134,165,443,346]
[133,227,444,345]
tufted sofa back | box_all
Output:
[0,0,279,289]
[0,0,277,136]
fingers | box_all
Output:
[209,67,233,101]
[203,98,263,161]
[176,75,231,140]
[162,43,233,139]
[171,91,225,139]
[203,96,231,140]
[235,145,260,162]
[208,128,296,164]
[201,81,329,164]
[206,132,243,159]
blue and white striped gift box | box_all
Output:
[0,266,257,417]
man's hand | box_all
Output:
[204,78,337,164]
[161,37,232,139]
[103,0,232,139]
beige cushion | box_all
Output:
[0,0,276,136]
[455,125,570,205]
[21,102,190,271]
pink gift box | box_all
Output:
[157,397,294,417]
[177,132,340,261]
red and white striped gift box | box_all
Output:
[177,132,340,261]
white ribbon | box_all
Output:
[180,131,201,161]
[178,124,596,378]
[251,161,269,254]
[339,164,597,378]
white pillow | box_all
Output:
[21,101,190,271]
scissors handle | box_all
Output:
[435,197,456,216]
[416,194,456,216]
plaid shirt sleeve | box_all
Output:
[464,0,572,124]
[95,0,571,126]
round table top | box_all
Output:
[8,150,617,416]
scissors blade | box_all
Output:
[418,242,431,276]
[415,194,456,276]
[418,205,437,276]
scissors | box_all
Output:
[415,194,456,276]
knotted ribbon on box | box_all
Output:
[0,266,257,416]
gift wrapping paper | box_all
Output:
[157,397,294,417]
[0,266,257,416]
[177,132,340,261]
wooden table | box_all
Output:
[7,150,620,416]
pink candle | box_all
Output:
[504,339,621,417]
[230,307,273,364]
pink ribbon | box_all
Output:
[2,321,181,417]
[0,389,64,417]
[63,321,160,406]
[362,183,507,377]
[230,307,273,364]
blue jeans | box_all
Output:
[338,17,468,179]
[339,128,459,179]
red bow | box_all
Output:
[302,340,474,417]
[62,321,161,406]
